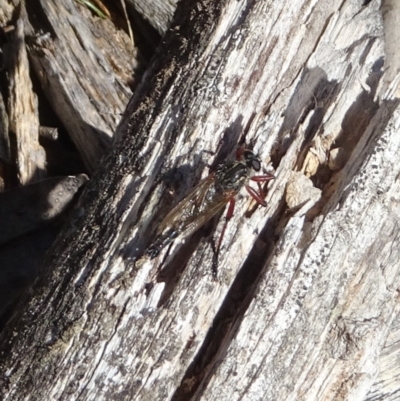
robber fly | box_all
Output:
[146,148,274,263]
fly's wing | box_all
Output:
[176,190,235,239]
[157,173,234,239]
[157,174,215,234]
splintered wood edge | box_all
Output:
[26,0,136,172]
[8,19,46,184]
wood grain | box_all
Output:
[0,1,399,401]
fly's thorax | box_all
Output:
[215,161,250,193]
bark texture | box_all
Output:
[0,1,399,401]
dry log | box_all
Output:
[0,1,399,401]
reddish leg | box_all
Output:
[212,197,235,278]
[246,173,275,206]
[212,173,274,277]
[216,197,235,253]
[245,185,267,206]
[250,173,275,182]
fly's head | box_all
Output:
[237,148,262,172]
[215,149,261,193]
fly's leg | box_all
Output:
[146,228,178,259]
[212,173,274,275]
[245,185,267,206]
[246,173,275,206]
[217,197,235,253]
[212,197,235,278]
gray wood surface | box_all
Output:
[127,0,177,34]
[0,1,399,401]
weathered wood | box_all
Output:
[365,315,400,401]
[0,174,88,245]
[0,90,11,166]
[38,126,58,140]
[0,0,19,26]
[380,0,400,98]
[24,0,141,171]
[8,19,46,183]
[0,1,399,401]
[197,104,400,401]
[0,174,88,318]
[127,0,176,34]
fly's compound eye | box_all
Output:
[243,150,261,171]
[250,158,261,171]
